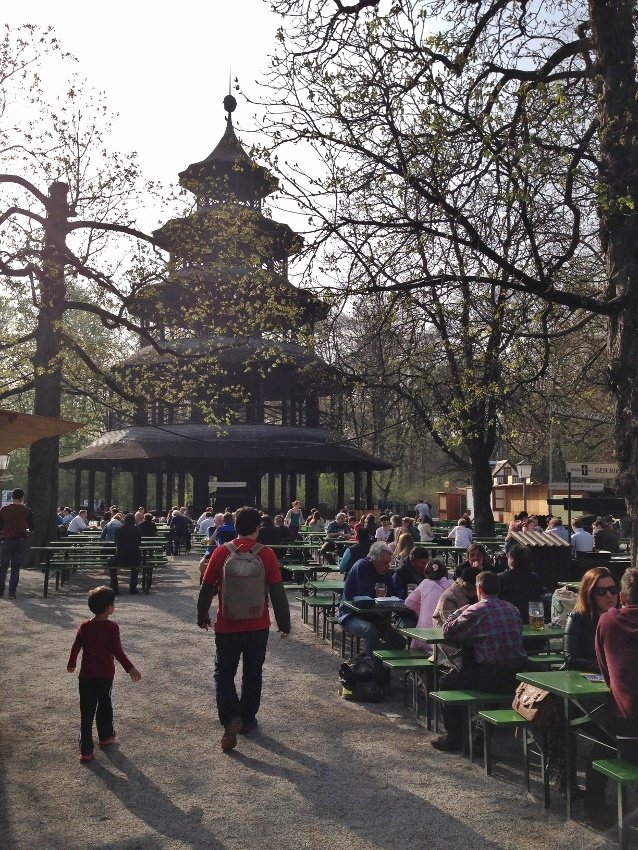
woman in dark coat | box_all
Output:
[110,513,142,595]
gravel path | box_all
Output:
[0,556,617,849]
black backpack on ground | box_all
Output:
[338,655,387,702]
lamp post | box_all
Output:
[517,462,533,514]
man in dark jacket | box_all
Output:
[497,544,543,624]
[337,542,406,658]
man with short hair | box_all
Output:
[68,510,89,535]
[431,570,528,751]
[596,567,638,762]
[414,498,432,523]
[197,506,291,752]
[338,541,406,657]
[592,519,620,553]
[320,511,351,564]
[391,546,430,600]
[197,510,216,537]
[0,488,34,598]
[134,506,145,525]
[571,518,593,553]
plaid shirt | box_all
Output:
[442,596,527,669]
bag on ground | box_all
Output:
[222,541,266,620]
[338,655,386,702]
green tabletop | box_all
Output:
[344,600,410,615]
[398,626,449,643]
[516,670,609,699]
[307,580,344,592]
[521,624,566,639]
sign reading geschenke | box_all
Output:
[565,462,619,480]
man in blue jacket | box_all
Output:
[338,542,406,657]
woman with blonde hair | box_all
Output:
[391,529,414,567]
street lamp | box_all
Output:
[517,462,533,514]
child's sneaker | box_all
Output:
[79,753,94,763]
[99,734,117,747]
[220,718,242,752]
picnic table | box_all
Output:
[27,538,167,597]
[516,669,610,819]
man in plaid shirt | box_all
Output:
[431,570,528,751]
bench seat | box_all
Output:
[592,759,638,849]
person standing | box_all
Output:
[67,585,141,762]
[284,500,304,539]
[0,488,34,598]
[197,507,291,752]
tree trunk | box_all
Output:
[27,182,70,552]
[590,0,638,566]
[468,441,495,536]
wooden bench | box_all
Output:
[429,690,513,762]
[478,709,550,808]
[592,759,638,849]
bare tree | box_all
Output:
[260,0,638,545]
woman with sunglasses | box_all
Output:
[564,567,619,672]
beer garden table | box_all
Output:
[515,669,610,819]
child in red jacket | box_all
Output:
[67,585,141,762]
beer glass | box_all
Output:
[528,601,544,630]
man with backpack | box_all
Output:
[197,506,291,752]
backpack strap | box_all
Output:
[224,541,238,556]
[251,543,264,556]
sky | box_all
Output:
[5,1,285,223]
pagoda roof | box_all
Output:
[59,424,392,470]
[179,113,277,203]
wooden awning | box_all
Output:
[0,410,83,454]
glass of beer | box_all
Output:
[375,583,387,598]
[528,602,544,630]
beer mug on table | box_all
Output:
[529,601,544,630]
[375,583,387,598]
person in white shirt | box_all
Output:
[198,510,216,536]
[375,515,392,541]
[545,516,570,543]
[68,510,89,534]
[571,518,593,553]
[414,499,432,523]
[448,518,473,549]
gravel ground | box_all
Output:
[0,556,623,850]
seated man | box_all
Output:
[321,512,351,565]
[431,570,528,751]
[497,544,543,624]
[67,509,89,534]
[571,518,593,553]
[592,519,620,553]
[596,567,638,763]
[337,541,406,658]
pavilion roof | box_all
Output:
[59,424,392,470]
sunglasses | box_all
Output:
[593,585,619,597]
